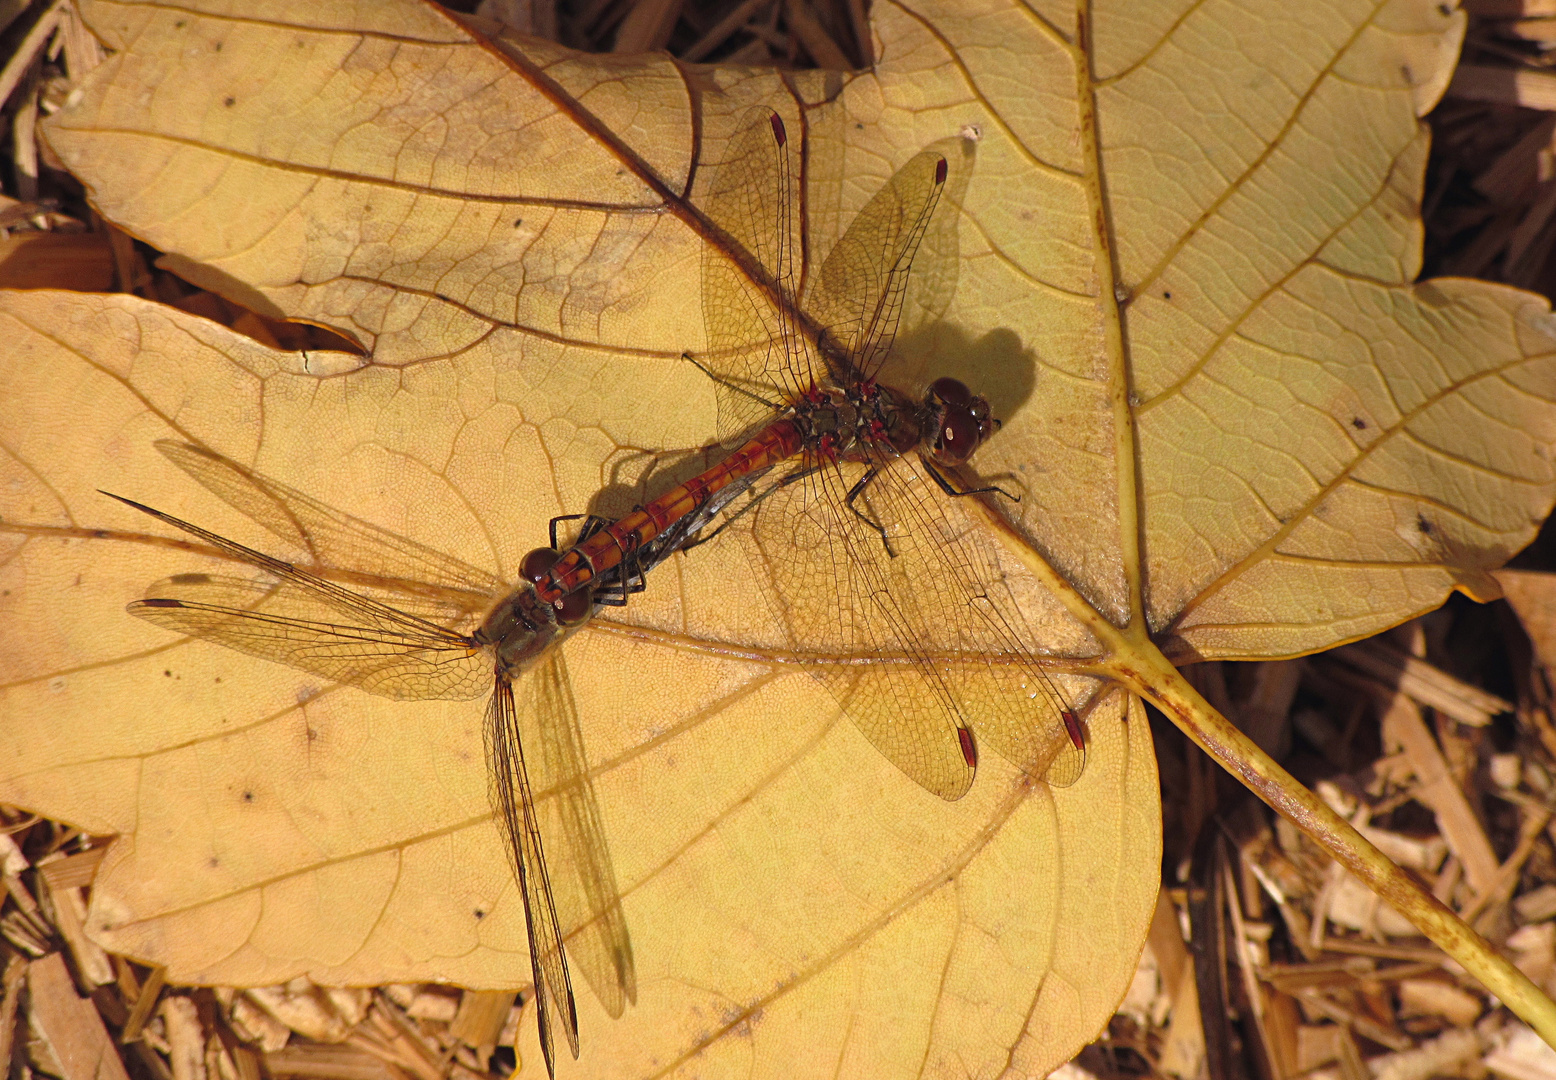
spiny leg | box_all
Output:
[920,458,1019,503]
[843,464,895,559]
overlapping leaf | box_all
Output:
[4,0,1555,1075]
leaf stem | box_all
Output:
[1124,637,1556,1044]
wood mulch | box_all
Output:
[7,0,1556,1077]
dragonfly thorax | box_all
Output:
[791,389,864,459]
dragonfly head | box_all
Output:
[478,548,594,676]
[923,378,998,467]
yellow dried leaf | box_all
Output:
[4,0,1556,1072]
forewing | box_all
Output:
[808,151,947,382]
[129,574,489,701]
[699,109,820,439]
[485,676,578,1073]
[154,440,504,622]
[739,450,1085,796]
[514,648,636,1018]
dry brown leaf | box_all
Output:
[4,0,1556,1072]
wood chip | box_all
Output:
[402,993,456,1024]
[1516,883,1556,922]
[0,1,62,112]
[447,991,512,1050]
[1398,977,1483,1026]
[1469,0,1556,15]
[681,0,770,60]
[120,963,166,1043]
[782,0,848,68]
[1292,987,1413,1052]
[1485,1022,1556,1079]
[264,1045,395,1080]
[162,996,207,1080]
[611,0,681,51]
[38,848,104,891]
[1332,640,1511,725]
[1378,694,1501,894]
[0,954,26,1073]
[43,879,112,987]
[246,984,351,1044]
[1449,64,1556,111]
[229,995,289,1055]
[27,952,132,1080]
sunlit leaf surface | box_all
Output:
[4,0,1555,1075]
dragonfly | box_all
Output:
[686,109,1088,799]
[104,440,760,1077]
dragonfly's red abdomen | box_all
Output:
[536,419,806,602]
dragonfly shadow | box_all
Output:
[882,321,1037,429]
[582,443,734,529]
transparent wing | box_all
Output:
[807,150,947,383]
[699,109,822,440]
[154,440,504,622]
[739,449,1085,797]
[485,674,578,1076]
[127,573,489,700]
[739,454,975,799]
[515,647,636,1018]
[108,494,490,700]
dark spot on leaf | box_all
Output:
[164,670,172,677]
[242,790,254,802]
[214,41,223,51]
[1351,417,1367,430]
[214,676,222,683]
[514,218,522,228]
[224,96,235,107]
[93,529,108,538]
[175,20,186,28]
[473,909,486,920]
[1417,515,1433,535]
[208,856,219,867]
[1162,290,1171,299]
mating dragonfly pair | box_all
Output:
[106,111,1087,1077]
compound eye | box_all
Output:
[555,587,592,626]
[520,547,562,583]
[932,408,982,465]
[928,377,971,406]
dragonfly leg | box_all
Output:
[548,513,590,551]
[920,458,1019,503]
[843,464,895,558]
[681,463,822,552]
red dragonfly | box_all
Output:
[686,109,1087,799]
[104,439,755,1077]
[107,108,1083,1074]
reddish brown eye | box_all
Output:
[520,547,561,583]
[933,408,981,465]
[555,587,592,625]
[928,377,971,406]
